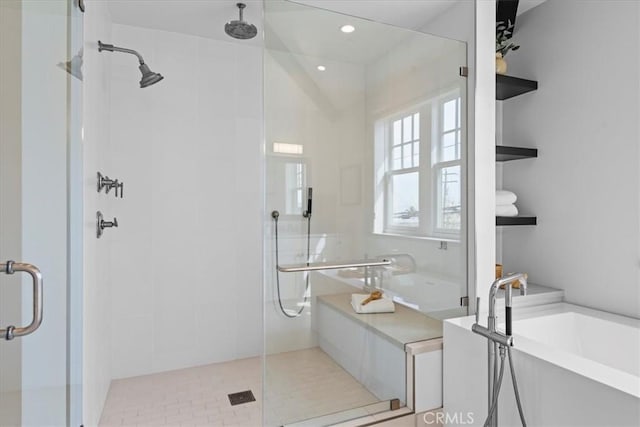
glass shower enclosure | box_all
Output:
[264,1,468,425]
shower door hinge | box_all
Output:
[459,66,468,77]
[460,296,469,307]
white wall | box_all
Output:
[364,34,467,285]
[500,0,640,318]
[83,1,114,424]
[107,23,263,378]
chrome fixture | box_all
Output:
[225,3,258,40]
[271,186,313,318]
[277,259,391,273]
[97,172,124,198]
[472,274,528,427]
[98,41,164,88]
[271,204,312,318]
[97,211,118,238]
[0,261,44,340]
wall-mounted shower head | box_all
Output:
[225,3,258,40]
[98,41,164,88]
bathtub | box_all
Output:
[444,303,640,426]
[504,308,640,398]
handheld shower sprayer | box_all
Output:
[303,187,313,218]
[98,41,164,88]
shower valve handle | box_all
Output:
[115,181,124,198]
[96,211,119,239]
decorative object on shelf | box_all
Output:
[496,20,520,75]
[496,52,508,75]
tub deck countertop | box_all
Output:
[317,293,443,350]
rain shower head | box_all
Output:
[225,3,257,40]
[98,41,164,88]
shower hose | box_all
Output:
[272,213,311,318]
[483,345,527,427]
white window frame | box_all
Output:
[432,91,463,238]
[383,109,426,235]
[376,88,463,240]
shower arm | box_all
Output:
[98,41,146,64]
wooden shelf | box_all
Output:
[496,216,537,226]
[496,146,538,162]
[496,74,538,100]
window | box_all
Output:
[387,113,420,228]
[433,95,462,233]
[375,91,463,238]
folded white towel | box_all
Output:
[496,204,519,217]
[351,294,395,314]
[496,190,517,205]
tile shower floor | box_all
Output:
[99,347,379,426]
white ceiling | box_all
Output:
[265,0,456,65]
[293,1,460,31]
[107,0,462,46]
[107,0,548,44]
[108,0,265,46]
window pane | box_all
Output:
[413,113,420,139]
[393,120,401,145]
[437,165,461,231]
[402,143,412,168]
[391,172,419,227]
[457,98,461,128]
[403,116,412,142]
[441,132,458,162]
[413,142,420,167]
[392,146,402,170]
[285,162,306,214]
[443,99,457,132]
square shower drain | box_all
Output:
[228,390,256,406]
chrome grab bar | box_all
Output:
[0,261,44,340]
[277,259,391,273]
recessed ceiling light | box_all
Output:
[317,65,326,71]
[341,24,355,33]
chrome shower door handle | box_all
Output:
[0,261,44,340]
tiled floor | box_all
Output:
[100,347,379,427]
[264,348,379,425]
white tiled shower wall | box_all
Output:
[105,23,263,379]
[83,1,114,424]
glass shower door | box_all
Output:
[264,1,468,425]
[0,1,83,425]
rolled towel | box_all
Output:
[351,294,395,314]
[496,204,519,217]
[496,190,517,205]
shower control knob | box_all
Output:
[115,181,124,198]
[102,217,118,228]
[96,211,119,239]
